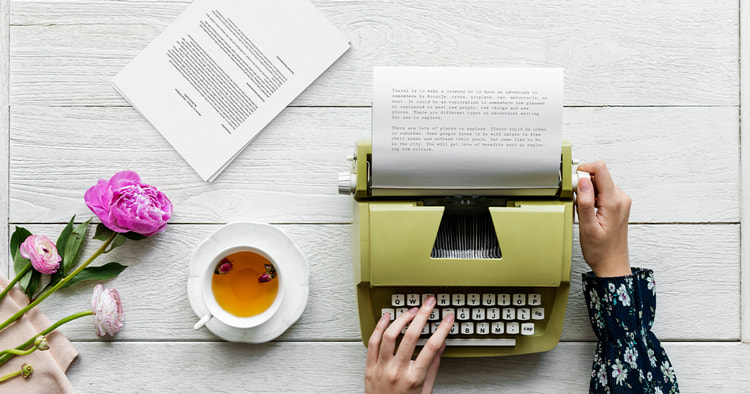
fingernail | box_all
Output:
[409,307,418,314]
[579,177,592,192]
[425,296,436,306]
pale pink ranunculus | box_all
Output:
[91,284,123,336]
[84,171,172,237]
[19,235,61,274]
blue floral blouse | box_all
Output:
[582,268,679,393]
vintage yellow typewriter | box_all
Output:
[338,139,585,357]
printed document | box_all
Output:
[371,67,563,191]
[113,0,349,181]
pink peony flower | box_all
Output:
[91,284,123,336]
[19,235,61,274]
[84,171,172,236]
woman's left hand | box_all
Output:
[365,296,454,394]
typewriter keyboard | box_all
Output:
[380,290,548,347]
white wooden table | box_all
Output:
[2,0,749,391]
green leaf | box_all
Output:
[95,226,129,254]
[48,216,78,289]
[122,232,147,241]
[63,219,91,273]
[60,263,127,289]
[13,252,32,292]
[54,216,76,269]
[108,234,128,251]
[93,223,114,241]
[9,227,32,262]
[24,270,41,299]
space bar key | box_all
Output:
[416,338,516,347]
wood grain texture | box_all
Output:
[65,341,750,392]
[741,1,749,344]
[8,106,739,224]
[9,0,738,107]
[4,0,747,391]
[0,0,8,277]
[10,223,737,342]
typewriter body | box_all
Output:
[339,140,577,357]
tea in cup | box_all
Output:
[194,246,283,330]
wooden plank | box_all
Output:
[9,0,738,107]
[66,341,750,392]
[568,224,740,342]
[0,0,8,277]
[7,106,370,224]
[8,106,739,224]
[741,0,750,344]
[11,223,737,342]
[565,106,739,223]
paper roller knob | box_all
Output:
[338,172,357,194]
[572,171,591,193]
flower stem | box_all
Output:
[0,310,93,366]
[0,264,31,301]
[0,370,21,382]
[0,348,35,358]
[0,363,32,382]
[0,232,116,333]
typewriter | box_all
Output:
[338,140,586,357]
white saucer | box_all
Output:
[187,222,309,343]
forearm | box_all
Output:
[582,268,679,393]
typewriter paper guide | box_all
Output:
[371,67,563,194]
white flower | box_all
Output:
[647,274,656,294]
[608,283,616,293]
[661,360,675,383]
[648,348,657,367]
[654,387,663,394]
[589,289,601,311]
[595,314,605,330]
[624,347,638,369]
[611,359,628,386]
[597,364,608,388]
[647,371,653,381]
[616,284,631,307]
[91,284,123,336]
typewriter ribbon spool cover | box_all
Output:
[345,67,574,357]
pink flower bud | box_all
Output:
[19,235,61,274]
[257,273,272,283]
[214,259,233,275]
[91,284,123,337]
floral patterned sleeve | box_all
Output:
[582,268,679,393]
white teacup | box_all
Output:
[193,245,284,330]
